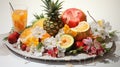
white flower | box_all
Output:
[90,20,112,39]
[57,45,66,52]
[55,29,65,41]
[43,37,56,45]
[34,47,44,57]
[58,51,65,57]
[29,45,36,55]
[43,37,58,49]
[31,26,46,38]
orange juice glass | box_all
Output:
[12,9,27,33]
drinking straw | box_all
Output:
[9,2,14,11]
[87,11,97,23]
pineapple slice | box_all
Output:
[20,27,39,47]
[20,18,51,47]
[32,18,46,28]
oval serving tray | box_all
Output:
[2,33,116,62]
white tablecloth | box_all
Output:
[0,0,120,67]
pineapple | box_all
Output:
[42,0,64,36]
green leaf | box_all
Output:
[68,50,77,55]
[77,47,83,51]
[33,13,44,20]
[96,37,105,43]
[26,25,32,28]
[101,43,106,49]
[3,37,8,41]
[36,42,43,50]
[105,48,110,53]
[67,47,83,55]
[109,30,118,37]
[32,20,38,25]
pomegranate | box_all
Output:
[61,8,86,28]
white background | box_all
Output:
[0,0,120,67]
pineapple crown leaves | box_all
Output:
[32,13,45,25]
[33,13,44,20]
[41,0,63,18]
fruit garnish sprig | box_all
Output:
[4,0,119,58]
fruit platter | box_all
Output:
[3,0,118,61]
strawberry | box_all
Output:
[20,44,27,51]
[61,8,86,28]
[75,41,84,48]
[8,32,20,44]
[13,32,20,38]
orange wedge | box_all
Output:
[63,24,77,37]
[41,33,51,41]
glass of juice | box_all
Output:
[11,3,27,33]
